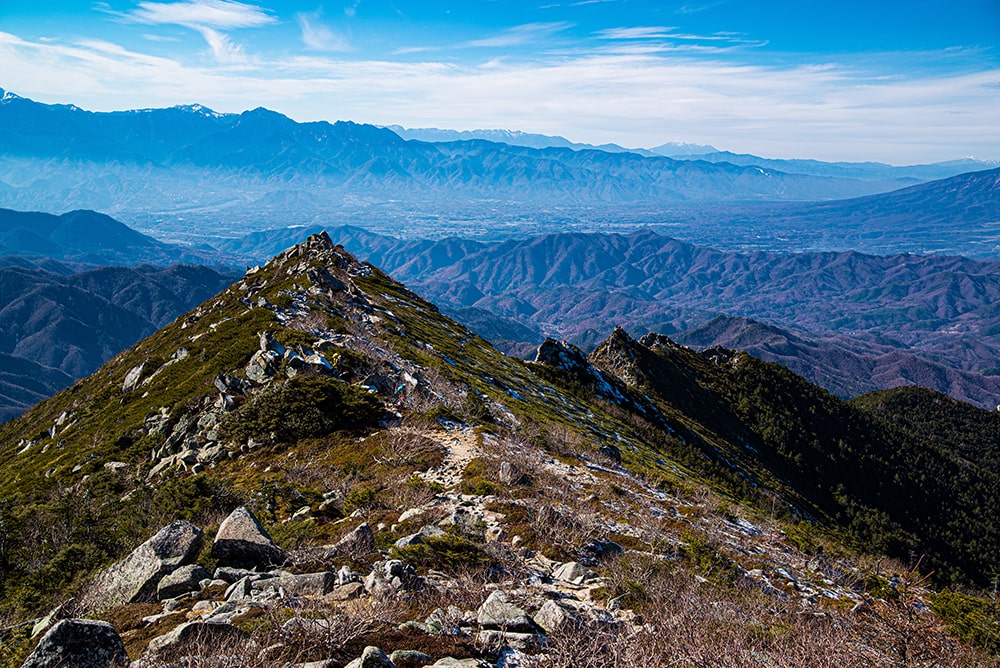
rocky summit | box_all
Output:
[0,232,998,666]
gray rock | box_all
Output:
[30,599,73,639]
[344,646,396,668]
[393,533,424,549]
[365,560,421,594]
[337,565,361,585]
[476,591,535,632]
[145,620,248,657]
[307,522,377,562]
[532,600,581,634]
[389,650,432,666]
[290,505,314,522]
[430,659,485,667]
[211,506,287,569]
[245,349,281,383]
[476,630,542,652]
[257,572,336,597]
[213,566,259,584]
[21,618,127,668]
[551,561,593,585]
[122,363,145,393]
[90,521,202,607]
[324,581,366,601]
[157,564,210,600]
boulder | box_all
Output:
[245,349,281,383]
[389,650,432,667]
[157,564,210,600]
[310,523,376,560]
[476,591,535,632]
[533,600,582,634]
[364,560,421,593]
[551,561,593,585]
[211,506,287,569]
[22,619,127,668]
[122,363,145,393]
[344,646,396,668]
[256,572,337,597]
[90,521,202,607]
[145,620,248,657]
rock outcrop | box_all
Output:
[211,506,287,569]
[21,619,127,668]
[90,521,203,607]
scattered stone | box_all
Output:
[344,645,396,668]
[476,591,535,632]
[365,560,421,593]
[122,363,145,393]
[22,619,127,668]
[90,521,202,607]
[337,565,361,585]
[290,505,314,522]
[257,572,337,598]
[157,564,210,601]
[551,561,593,585]
[145,621,248,657]
[310,523,376,560]
[389,650,432,667]
[211,506,287,569]
[430,658,486,667]
[245,349,281,383]
[324,581,366,601]
[477,630,542,652]
[533,600,582,634]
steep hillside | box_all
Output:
[0,264,236,421]
[0,233,997,666]
[0,208,221,266]
[675,315,1000,406]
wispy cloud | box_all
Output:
[596,27,676,40]
[127,0,275,29]
[296,11,350,52]
[123,0,276,62]
[464,22,572,48]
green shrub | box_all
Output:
[391,532,488,570]
[221,376,384,444]
[343,486,378,514]
[930,590,1000,653]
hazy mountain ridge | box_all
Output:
[0,90,939,244]
[0,207,223,266]
[0,263,237,421]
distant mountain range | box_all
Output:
[208,223,1000,409]
[1,88,972,245]
[387,125,995,182]
[0,263,236,421]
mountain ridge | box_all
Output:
[0,232,997,664]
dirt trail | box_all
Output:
[419,426,480,490]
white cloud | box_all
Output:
[296,12,351,52]
[123,0,275,63]
[0,29,997,163]
[596,27,676,40]
[128,0,275,30]
[464,22,572,48]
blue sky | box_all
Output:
[1,0,998,163]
